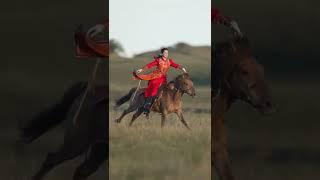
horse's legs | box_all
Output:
[129,107,144,127]
[73,143,107,180]
[212,95,235,180]
[115,97,143,123]
[175,111,190,130]
[114,109,130,123]
[213,117,235,180]
[160,113,167,128]
[159,101,168,128]
[32,145,86,180]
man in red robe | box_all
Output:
[134,48,187,113]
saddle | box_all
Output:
[146,81,175,113]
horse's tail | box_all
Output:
[20,81,87,144]
[114,87,137,107]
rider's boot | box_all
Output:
[143,96,154,114]
[143,96,156,116]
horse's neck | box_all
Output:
[173,89,182,101]
[164,78,183,99]
[163,87,182,102]
[213,89,234,114]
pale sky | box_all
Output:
[110,0,211,57]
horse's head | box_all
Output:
[214,37,275,115]
[174,73,196,97]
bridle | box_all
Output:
[212,64,247,110]
[173,75,194,95]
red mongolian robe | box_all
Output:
[133,57,181,97]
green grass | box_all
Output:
[109,111,211,180]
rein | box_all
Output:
[172,75,193,94]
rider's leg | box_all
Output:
[143,78,164,113]
[143,80,155,113]
[143,96,153,113]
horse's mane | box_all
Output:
[213,36,252,94]
[214,36,251,56]
[164,73,190,90]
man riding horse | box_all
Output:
[134,48,187,114]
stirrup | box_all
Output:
[143,107,150,114]
[143,103,151,113]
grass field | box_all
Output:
[109,87,211,180]
[109,111,210,180]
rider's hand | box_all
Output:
[181,67,187,73]
[136,69,143,73]
[86,24,106,38]
[230,20,242,37]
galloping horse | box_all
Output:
[20,82,108,180]
[212,36,275,180]
[114,73,196,129]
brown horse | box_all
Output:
[19,82,108,180]
[114,73,196,129]
[212,36,275,180]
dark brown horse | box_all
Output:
[212,36,275,180]
[19,82,108,180]
[114,73,196,129]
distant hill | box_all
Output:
[109,43,211,94]
[134,42,210,59]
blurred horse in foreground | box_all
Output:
[20,82,108,180]
[212,36,275,180]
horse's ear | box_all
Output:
[241,36,250,44]
[237,36,251,48]
[182,72,189,78]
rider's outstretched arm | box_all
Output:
[169,59,180,69]
[169,59,187,73]
[136,59,158,73]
